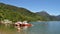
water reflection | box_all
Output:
[16,26,31,32]
[0,24,31,34]
[0,21,60,34]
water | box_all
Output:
[0,21,60,34]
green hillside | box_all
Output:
[0,3,42,22]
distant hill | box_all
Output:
[36,11,50,16]
[56,15,60,20]
[57,15,60,18]
[36,11,60,21]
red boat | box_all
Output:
[15,21,32,27]
[21,24,32,26]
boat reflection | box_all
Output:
[15,26,31,32]
[14,21,32,32]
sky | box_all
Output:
[0,0,60,16]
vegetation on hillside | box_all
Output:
[0,3,42,22]
[0,3,60,23]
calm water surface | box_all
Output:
[0,21,60,34]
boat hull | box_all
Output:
[15,24,32,27]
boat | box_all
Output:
[14,21,32,32]
[14,21,32,27]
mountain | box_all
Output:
[36,11,60,21]
[36,11,51,21]
[57,15,60,18]
[36,11,50,16]
[0,3,41,22]
[56,15,60,20]
[0,3,60,22]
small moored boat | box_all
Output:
[15,21,32,27]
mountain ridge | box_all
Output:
[0,3,60,22]
[36,11,60,21]
[0,3,42,22]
